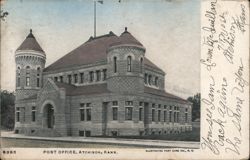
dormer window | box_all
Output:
[74,74,78,83]
[127,56,132,72]
[96,70,101,81]
[155,77,158,87]
[60,76,63,82]
[68,75,72,84]
[89,71,94,82]
[103,69,107,80]
[148,75,152,85]
[80,73,84,83]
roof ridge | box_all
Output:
[145,87,189,103]
[87,31,117,42]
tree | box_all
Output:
[187,93,200,121]
[0,10,9,21]
[0,90,15,130]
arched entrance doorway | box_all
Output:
[43,104,55,129]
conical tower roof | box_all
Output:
[118,27,143,46]
[16,29,45,53]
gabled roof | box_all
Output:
[144,58,164,73]
[44,30,163,72]
[16,29,44,53]
[44,32,119,72]
[144,87,190,104]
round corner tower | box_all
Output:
[107,27,145,93]
[15,29,46,100]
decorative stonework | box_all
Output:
[108,44,145,53]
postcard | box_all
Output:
[0,0,249,159]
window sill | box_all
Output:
[144,84,160,89]
[24,86,32,89]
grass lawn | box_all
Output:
[97,127,200,142]
[1,127,199,148]
[139,127,200,141]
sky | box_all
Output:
[1,0,200,98]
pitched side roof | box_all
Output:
[16,29,44,53]
[54,82,188,103]
[44,33,119,72]
[44,31,163,72]
[54,82,110,96]
[144,58,164,73]
[144,87,190,103]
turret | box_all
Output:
[107,27,145,93]
[15,29,46,100]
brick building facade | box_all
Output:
[14,28,192,137]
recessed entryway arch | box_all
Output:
[41,100,57,129]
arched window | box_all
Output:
[140,58,143,73]
[144,73,148,84]
[26,66,30,86]
[148,75,152,85]
[155,77,158,86]
[17,67,21,87]
[37,67,40,87]
[127,56,132,72]
[113,57,117,73]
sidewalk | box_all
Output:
[1,131,200,148]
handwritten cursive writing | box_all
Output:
[231,58,249,95]
[232,4,247,34]
[201,0,218,71]
[217,12,236,64]
[201,1,248,156]
[201,118,227,155]
[225,137,241,155]
[217,77,228,118]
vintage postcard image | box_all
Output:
[0,0,249,159]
